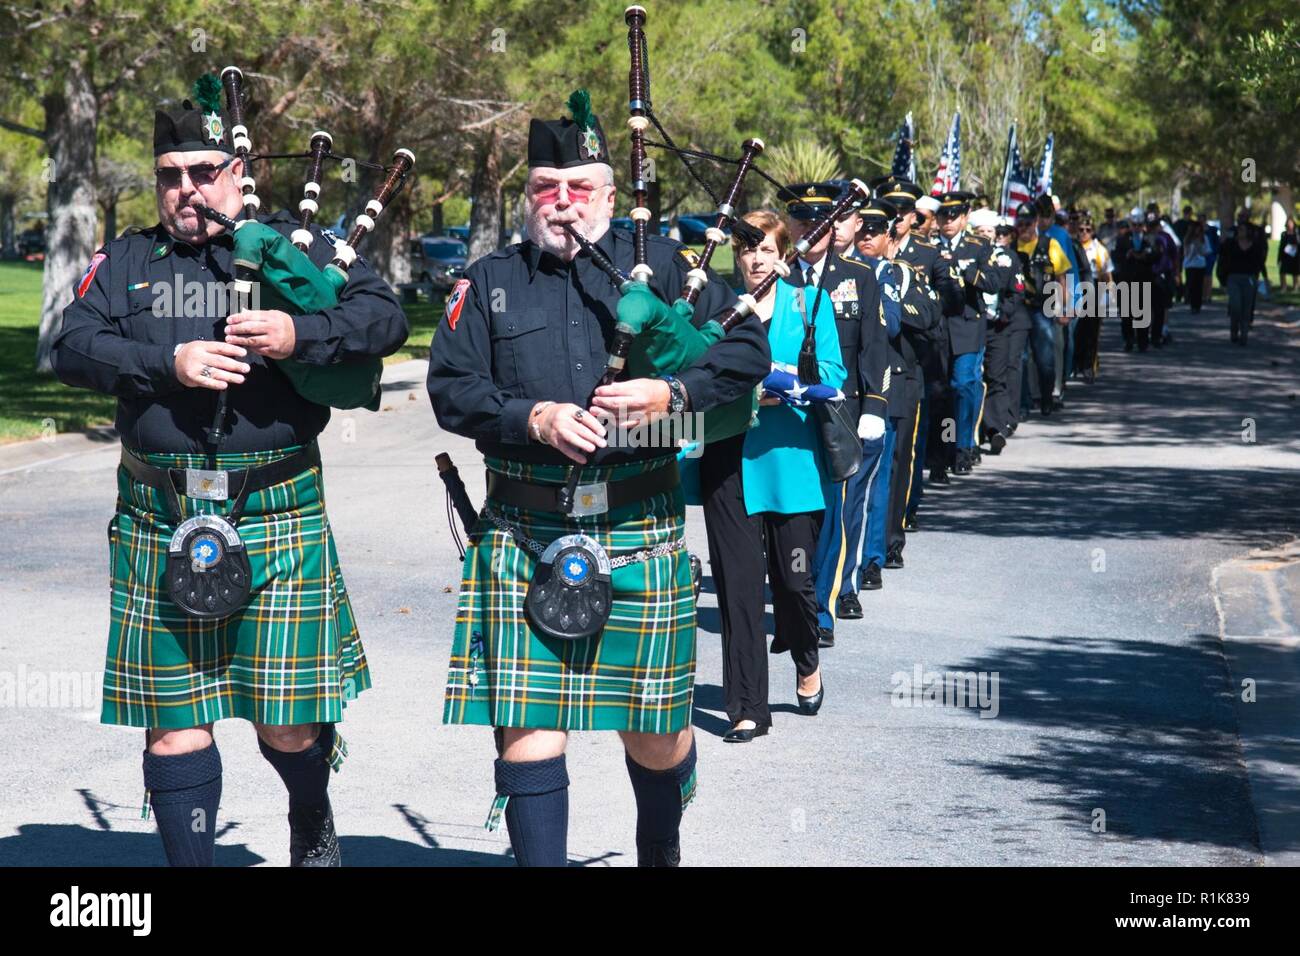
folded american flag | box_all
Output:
[761,368,845,407]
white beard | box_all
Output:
[527,205,612,260]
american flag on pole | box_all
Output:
[930,111,961,195]
[999,124,1034,217]
[1036,132,1054,198]
[892,112,916,181]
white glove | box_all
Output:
[857,414,885,440]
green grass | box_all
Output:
[0,241,735,443]
[0,261,118,444]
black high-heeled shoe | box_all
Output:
[796,677,825,716]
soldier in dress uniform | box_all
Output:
[425,93,769,866]
[873,177,962,566]
[52,80,408,866]
[779,183,890,648]
[933,191,1010,474]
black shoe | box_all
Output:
[1005,423,1018,437]
[1082,369,1095,384]
[289,800,341,867]
[860,562,883,590]
[835,594,862,620]
[988,432,1006,455]
[722,722,770,744]
[689,552,702,603]
[929,467,950,485]
[637,838,681,867]
[818,626,836,648]
[952,451,972,475]
[884,549,904,570]
[971,448,983,466]
[902,514,919,531]
[796,677,825,716]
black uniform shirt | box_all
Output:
[52,209,408,454]
[938,231,1010,355]
[426,226,770,466]
[794,253,890,418]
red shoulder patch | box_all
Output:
[444,278,471,331]
[77,253,107,298]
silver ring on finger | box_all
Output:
[573,408,584,419]
[200,366,213,378]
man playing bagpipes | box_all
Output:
[52,74,409,866]
[426,89,770,866]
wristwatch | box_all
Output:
[663,375,689,414]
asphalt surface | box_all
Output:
[1,295,1297,867]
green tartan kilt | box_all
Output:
[443,454,696,734]
[102,443,370,739]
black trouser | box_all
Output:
[1073,312,1102,377]
[1005,323,1028,425]
[983,322,1014,435]
[700,433,770,726]
[887,394,921,556]
[761,510,823,681]
[1152,278,1171,343]
[1185,267,1205,312]
[926,375,954,470]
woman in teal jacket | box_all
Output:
[700,209,845,743]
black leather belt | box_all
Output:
[487,459,679,516]
[120,443,321,503]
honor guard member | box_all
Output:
[934,191,1009,474]
[851,198,918,592]
[783,183,892,646]
[968,210,1028,453]
[873,177,959,566]
[51,82,408,866]
[425,94,769,866]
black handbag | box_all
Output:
[793,284,861,483]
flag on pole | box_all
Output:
[999,123,1033,218]
[1036,132,1054,198]
[930,111,961,195]
[892,112,916,182]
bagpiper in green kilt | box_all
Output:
[103,442,366,768]
[443,453,696,734]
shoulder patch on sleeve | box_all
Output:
[76,252,107,298]
[677,246,702,269]
[444,278,471,331]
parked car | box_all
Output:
[17,227,45,257]
[676,212,723,245]
[445,225,470,242]
[410,235,468,291]
[610,217,671,236]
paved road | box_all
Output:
[2,296,1297,866]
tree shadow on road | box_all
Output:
[924,465,1300,543]
[931,632,1287,855]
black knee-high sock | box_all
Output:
[258,723,333,814]
[494,755,569,867]
[626,739,697,866]
[142,742,222,867]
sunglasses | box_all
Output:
[530,181,607,204]
[154,157,236,189]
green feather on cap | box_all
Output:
[567,89,595,131]
[192,74,223,114]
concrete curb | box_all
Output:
[1212,539,1300,865]
[0,360,431,477]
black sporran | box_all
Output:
[524,533,613,641]
[166,514,252,620]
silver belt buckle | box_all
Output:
[569,482,609,517]
[185,468,229,501]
